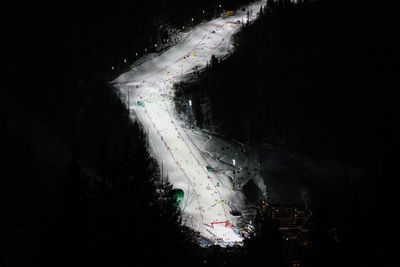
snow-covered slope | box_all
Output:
[113,0,266,245]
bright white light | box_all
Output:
[189,100,192,106]
[219,4,222,8]
[155,44,157,47]
[111,66,114,70]
[135,52,138,56]
[124,59,127,63]
[191,18,194,22]
[203,10,205,14]
[145,48,147,52]
[232,159,236,166]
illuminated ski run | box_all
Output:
[114,0,266,246]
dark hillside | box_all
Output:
[175,0,396,165]
[174,1,397,266]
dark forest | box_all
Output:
[1,0,397,266]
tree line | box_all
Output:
[174,0,397,266]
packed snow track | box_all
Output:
[114,0,266,246]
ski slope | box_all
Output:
[113,0,266,246]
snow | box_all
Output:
[113,0,267,246]
[206,222,243,246]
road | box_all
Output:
[113,0,266,245]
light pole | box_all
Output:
[123,58,127,72]
[232,159,236,189]
[188,100,193,127]
[218,4,222,17]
